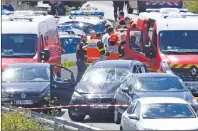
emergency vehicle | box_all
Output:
[58,30,81,68]
[57,24,85,36]
[124,8,198,97]
[2,11,62,76]
[58,8,113,35]
[127,0,183,14]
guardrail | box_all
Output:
[2,104,101,131]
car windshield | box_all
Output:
[2,67,50,82]
[142,103,196,119]
[60,21,105,35]
[2,34,37,58]
[82,67,130,83]
[159,31,198,53]
[76,67,131,93]
[133,77,187,92]
[60,37,81,53]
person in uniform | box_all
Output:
[102,27,115,46]
[76,34,88,83]
[86,32,109,65]
[106,33,123,60]
[113,1,125,21]
[87,30,96,40]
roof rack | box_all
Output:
[146,8,188,13]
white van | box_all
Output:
[2,11,62,76]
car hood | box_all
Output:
[140,118,198,130]
[75,81,121,95]
[160,54,198,65]
[2,82,50,94]
[134,91,194,101]
[2,58,37,70]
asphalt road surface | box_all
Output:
[59,1,139,130]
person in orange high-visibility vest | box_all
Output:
[86,32,109,65]
[106,33,123,60]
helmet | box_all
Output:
[109,33,119,43]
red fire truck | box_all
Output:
[124,8,198,97]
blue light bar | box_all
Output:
[57,25,72,31]
[70,10,104,17]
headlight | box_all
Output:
[160,61,173,74]
[71,91,84,100]
[70,91,85,104]
[40,91,50,97]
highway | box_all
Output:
[59,1,139,130]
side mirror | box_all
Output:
[143,44,156,59]
[128,114,139,120]
[122,87,129,93]
[40,49,50,61]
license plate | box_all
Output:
[15,100,33,105]
[90,105,109,109]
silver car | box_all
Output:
[120,97,198,130]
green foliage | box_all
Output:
[42,94,60,116]
[2,111,47,130]
[184,1,198,13]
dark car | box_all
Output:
[2,63,75,112]
[68,60,148,122]
[114,73,197,124]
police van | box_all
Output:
[2,11,62,76]
[58,8,112,35]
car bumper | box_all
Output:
[69,105,114,115]
[2,97,47,109]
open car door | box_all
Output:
[50,65,76,106]
[128,26,157,71]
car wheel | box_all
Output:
[114,107,121,124]
[120,126,123,130]
[68,108,86,122]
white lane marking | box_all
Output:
[55,117,104,130]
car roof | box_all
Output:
[91,60,139,68]
[133,72,177,78]
[6,63,50,68]
[136,97,187,105]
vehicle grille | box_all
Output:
[10,93,40,99]
[86,98,100,104]
[171,67,198,81]
[86,98,113,104]
[100,98,113,103]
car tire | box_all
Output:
[114,107,121,124]
[68,108,86,122]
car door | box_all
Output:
[50,65,75,106]
[128,102,141,130]
[116,77,132,114]
[123,101,139,130]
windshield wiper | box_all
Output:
[161,50,184,54]
[162,49,198,54]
